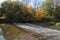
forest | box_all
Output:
[0,0,60,23]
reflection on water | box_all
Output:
[0,24,35,40]
[0,28,5,40]
[0,35,5,40]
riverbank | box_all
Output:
[0,23,36,40]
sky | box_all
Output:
[0,0,45,3]
[0,0,4,3]
[28,0,45,7]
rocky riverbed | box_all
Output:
[15,23,60,40]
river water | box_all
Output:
[0,23,60,40]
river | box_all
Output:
[0,23,60,40]
[0,23,36,40]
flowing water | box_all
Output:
[0,23,60,40]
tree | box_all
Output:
[0,8,5,17]
[42,0,54,18]
[35,8,45,20]
[55,6,60,19]
[55,0,60,19]
[33,0,41,10]
[1,1,34,22]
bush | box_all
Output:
[55,23,60,27]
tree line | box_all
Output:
[0,0,60,22]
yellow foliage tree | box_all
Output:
[35,8,45,20]
[27,6,34,13]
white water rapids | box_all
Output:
[14,23,60,40]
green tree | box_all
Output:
[55,5,60,19]
[1,1,34,22]
[42,0,54,17]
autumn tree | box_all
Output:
[34,8,45,21]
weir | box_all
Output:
[15,23,60,40]
[0,23,60,40]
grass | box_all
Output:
[50,22,60,30]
